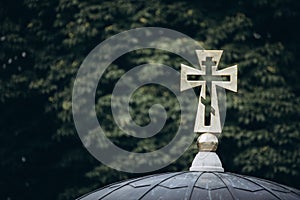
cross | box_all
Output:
[180,50,237,134]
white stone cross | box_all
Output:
[180,50,237,134]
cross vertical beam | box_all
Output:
[201,57,216,126]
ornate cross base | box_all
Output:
[189,133,224,172]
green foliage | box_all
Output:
[0,0,299,199]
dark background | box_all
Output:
[0,0,299,199]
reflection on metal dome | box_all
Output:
[77,171,300,200]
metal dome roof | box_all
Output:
[77,171,300,200]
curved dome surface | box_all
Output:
[77,172,300,200]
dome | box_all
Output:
[77,171,300,200]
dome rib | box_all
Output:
[185,172,204,200]
[229,173,281,200]
[79,173,165,200]
[99,174,160,199]
[136,172,187,200]
[213,172,237,200]
[242,174,300,198]
[273,182,300,197]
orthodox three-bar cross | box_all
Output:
[180,50,237,134]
